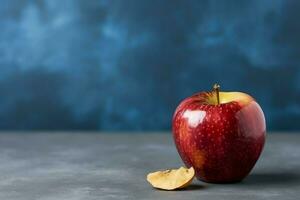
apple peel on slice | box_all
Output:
[147,167,195,190]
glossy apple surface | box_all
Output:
[172,90,266,183]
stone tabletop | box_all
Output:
[0,132,299,200]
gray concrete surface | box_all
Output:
[0,132,299,200]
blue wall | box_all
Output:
[0,0,299,131]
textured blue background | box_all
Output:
[0,0,299,131]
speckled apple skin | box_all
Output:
[172,93,266,183]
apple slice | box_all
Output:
[147,167,195,190]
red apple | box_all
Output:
[172,84,266,183]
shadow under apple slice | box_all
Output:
[178,184,206,191]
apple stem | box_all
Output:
[213,83,220,105]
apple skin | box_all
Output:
[172,92,266,183]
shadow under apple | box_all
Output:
[241,172,300,186]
